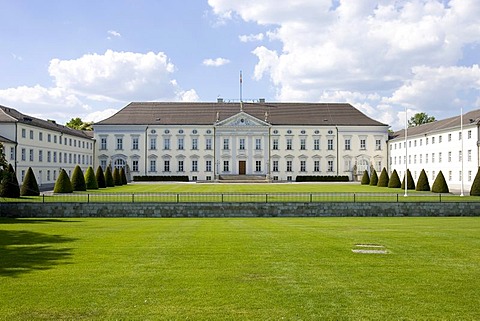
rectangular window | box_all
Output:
[150,160,156,172]
[132,138,139,150]
[22,128,26,138]
[327,160,334,172]
[468,171,472,181]
[256,138,262,150]
[132,160,139,172]
[223,160,229,172]
[459,171,462,181]
[432,137,435,144]
[47,151,51,163]
[255,161,262,172]
[273,139,279,150]
[206,160,212,172]
[468,150,472,162]
[39,132,43,141]
[223,138,229,150]
[314,160,320,172]
[439,152,442,163]
[300,138,306,150]
[150,137,157,150]
[64,137,67,145]
[286,160,292,172]
[205,138,212,150]
[29,149,34,162]
[100,160,107,170]
[10,147,14,160]
[164,160,170,172]
[163,138,170,150]
[414,140,417,147]
[314,139,320,150]
[459,150,462,161]
[360,139,366,150]
[419,139,422,146]
[64,153,67,163]
[345,139,351,150]
[468,130,472,139]
[47,170,50,181]
[449,171,452,181]
[39,150,43,162]
[30,130,33,139]
[192,160,198,172]
[432,153,435,163]
[376,139,381,150]
[286,138,292,150]
[192,138,198,150]
[425,154,428,164]
[69,138,72,146]
[239,138,245,150]
[272,160,279,172]
[178,138,184,150]
[178,160,184,172]
[69,153,72,164]
[300,160,306,172]
[414,155,417,164]
[426,137,429,145]
[328,139,334,150]
[439,135,442,143]
[448,151,451,162]
[448,133,452,141]
[116,138,123,150]
[459,132,462,140]
[100,138,107,150]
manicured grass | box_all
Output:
[1,217,479,320]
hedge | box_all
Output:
[53,169,73,193]
[296,175,349,182]
[71,165,87,191]
[113,167,123,186]
[20,167,40,196]
[120,167,128,185]
[95,166,106,188]
[388,169,401,188]
[133,175,189,182]
[369,169,378,186]
[0,164,20,198]
[401,169,415,190]
[360,170,370,185]
[377,168,389,187]
[416,169,430,191]
[432,170,449,193]
[105,166,115,187]
[85,166,98,190]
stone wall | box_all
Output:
[1,202,479,218]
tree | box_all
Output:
[20,167,40,196]
[369,169,378,186]
[361,170,370,185]
[470,167,480,196]
[95,166,106,188]
[401,169,415,190]
[388,169,401,188]
[71,165,86,191]
[105,166,115,187]
[432,171,449,194]
[377,168,389,187]
[0,164,20,198]
[53,169,73,193]
[120,167,128,185]
[113,167,123,186]
[0,142,7,169]
[415,169,430,191]
[65,117,93,131]
[408,112,435,127]
[84,166,98,190]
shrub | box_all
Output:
[470,167,480,196]
[369,169,378,186]
[105,166,115,187]
[20,167,40,196]
[54,169,73,193]
[0,164,20,198]
[113,167,123,186]
[95,166,106,188]
[85,166,98,190]
[120,167,128,185]
[416,169,430,191]
[377,168,389,187]
[432,171,449,194]
[360,170,370,185]
[296,175,349,182]
[401,169,415,190]
[388,170,401,188]
[71,165,86,191]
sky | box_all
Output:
[0,0,479,130]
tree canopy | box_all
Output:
[408,112,435,127]
[66,117,93,131]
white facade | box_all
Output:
[388,110,480,193]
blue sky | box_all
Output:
[0,0,479,129]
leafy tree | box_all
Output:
[432,171,449,194]
[105,166,115,187]
[113,167,123,186]
[0,142,7,169]
[71,165,86,191]
[360,170,370,185]
[65,117,93,131]
[95,166,106,188]
[377,168,389,187]
[53,169,73,193]
[84,166,98,189]
[20,167,40,196]
[388,169,401,188]
[408,112,435,127]
[401,169,415,190]
[0,164,20,198]
[415,169,430,191]
[470,167,480,196]
[120,167,128,185]
[369,169,378,186]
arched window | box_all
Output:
[357,159,369,174]
[114,158,126,169]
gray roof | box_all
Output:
[392,109,480,140]
[0,134,15,144]
[96,102,387,127]
[0,105,93,139]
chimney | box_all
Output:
[217,97,224,103]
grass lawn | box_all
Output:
[1,217,479,320]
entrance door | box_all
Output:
[239,161,246,175]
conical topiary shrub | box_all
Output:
[113,167,123,186]
[105,166,115,187]
[432,170,449,194]
[0,164,20,198]
[416,169,430,191]
[96,166,106,188]
[54,169,73,193]
[20,167,40,196]
[377,168,389,187]
[470,167,480,196]
[401,169,415,190]
[369,169,378,186]
[85,166,98,190]
[388,169,401,188]
[120,167,128,185]
[361,170,370,185]
[71,165,86,191]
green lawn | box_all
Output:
[1,217,479,320]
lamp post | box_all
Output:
[460,107,464,197]
[404,106,408,197]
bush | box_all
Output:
[416,169,430,191]
[296,175,349,182]
[71,165,86,191]
[105,166,115,187]
[20,167,40,196]
[360,170,370,185]
[54,169,73,193]
[120,167,128,185]
[388,170,401,188]
[470,167,480,196]
[95,166,106,188]
[432,171,449,194]
[85,166,98,190]
[113,167,123,186]
[377,168,389,187]
[369,169,378,186]
[0,164,20,198]
[401,169,415,190]
[133,175,189,182]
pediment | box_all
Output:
[216,112,269,127]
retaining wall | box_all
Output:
[1,202,479,217]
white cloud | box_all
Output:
[239,33,264,42]
[202,57,231,67]
[210,0,480,129]
[84,108,119,123]
[107,30,121,39]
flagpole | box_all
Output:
[239,70,243,111]
[405,106,408,197]
[460,107,464,197]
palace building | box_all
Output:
[93,100,389,182]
